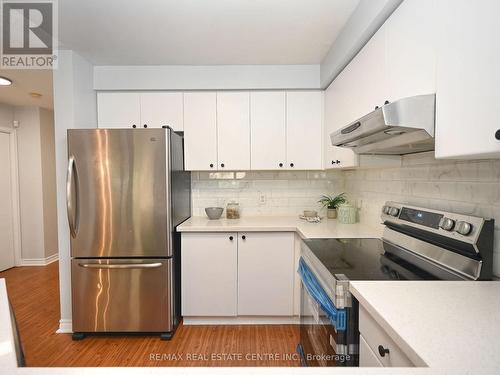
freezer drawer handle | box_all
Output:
[78,263,163,269]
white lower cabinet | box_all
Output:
[359,305,414,367]
[181,232,237,316]
[237,232,294,316]
[181,232,295,318]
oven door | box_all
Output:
[298,257,358,367]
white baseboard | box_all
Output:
[56,319,72,333]
[20,253,58,266]
[183,316,300,325]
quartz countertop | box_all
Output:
[349,280,500,374]
[177,216,384,239]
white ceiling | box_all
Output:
[59,0,360,65]
[0,70,53,109]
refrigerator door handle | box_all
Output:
[78,262,163,269]
[66,155,79,238]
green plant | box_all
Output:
[318,193,347,209]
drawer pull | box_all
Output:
[378,345,390,357]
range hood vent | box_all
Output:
[330,94,436,155]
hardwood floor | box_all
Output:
[0,262,300,367]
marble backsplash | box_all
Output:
[191,170,344,217]
[343,151,500,277]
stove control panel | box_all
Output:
[382,205,400,217]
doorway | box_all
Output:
[0,127,20,271]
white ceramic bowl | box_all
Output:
[205,207,224,220]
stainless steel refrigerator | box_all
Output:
[67,128,191,340]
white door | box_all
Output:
[237,232,294,316]
[0,131,15,271]
[140,92,184,131]
[435,0,500,159]
[250,92,286,170]
[97,92,141,128]
[286,91,323,170]
[181,233,237,316]
[216,92,251,170]
[183,92,218,170]
[385,0,436,102]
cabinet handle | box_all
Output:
[143,124,148,128]
[220,163,225,168]
[132,124,137,128]
[378,345,390,357]
[495,129,500,140]
[279,163,283,168]
[290,163,294,168]
[209,163,214,168]
[241,235,246,240]
[229,236,234,241]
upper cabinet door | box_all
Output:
[286,91,323,170]
[183,92,218,171]
[385,0,436,102]
[140,92,184,131]
[97,92,141,128]
[250,92,286,170]
[346,26,387,120]
[216,92,251,171]
[435,0,500,159]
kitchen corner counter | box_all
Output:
[177,216,384,239]
[350,281,500,374]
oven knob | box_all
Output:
[439,217,455,231]
[455,221,473,236]
[382,206,391,214]
[388,207,400,217]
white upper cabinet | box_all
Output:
[435,0,500,159]
[250,92,287,170]
[216,92,251,170]
[385,0,436,102]
[140,92,184,131]
[286,91,323,170]
[97,92,141,128]
[183,92,218,171]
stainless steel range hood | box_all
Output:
[330,94,436,155]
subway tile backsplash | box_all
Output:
[191,170,344,216]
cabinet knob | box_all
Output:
[279,163,283,168]
[290,163,294,168]
[132,124,137,128]
[143,124,148,128]
[336,160,341,164]
[384,100,390,105]
[378,345,390,357]
[241,235,246,240]
[375,106,379,110]
[220,163,225,168]
[209,163,214,168]
[162,125,168,129]
[495,129,500,140]
[229,236,234,241]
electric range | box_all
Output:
[297,201,495,367]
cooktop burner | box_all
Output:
[303,238,437,281]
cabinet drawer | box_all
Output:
[359,305,414,367]
[359,334,383,367]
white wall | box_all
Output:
[320,0,403,88]
[93,64,320,90]
[53,50,97,333]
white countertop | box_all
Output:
[177,216,384,239]
[350,281,500,374]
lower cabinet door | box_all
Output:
[181,233,237,316]
[360,334,383,367]
[237,232,294,316]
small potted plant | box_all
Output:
[318,193,347,219]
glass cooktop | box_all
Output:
[303,238,437,281]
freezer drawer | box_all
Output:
[71,258,172,333]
